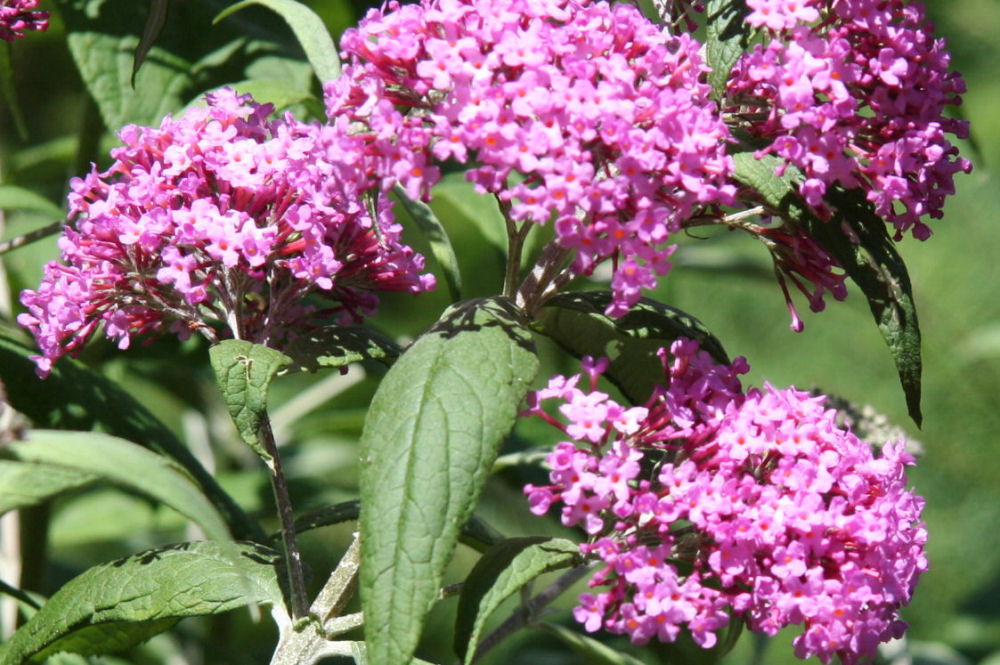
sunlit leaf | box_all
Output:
[0,541,283,663]
[67,31,192,130]
[283,325,401,373]
[0,460,94,516]
[209,340,291,462]
[214,0,341,84]
[455,537,579,663]
[4,430,233,544]
[0,332,263,540]
[359,296,539,665]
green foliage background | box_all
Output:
[1,1,999,663]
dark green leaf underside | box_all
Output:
[536,291,729,404]
[731,151,922,425]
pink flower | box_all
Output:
[523,340,926,664]
[728,0,971,239]
[0,0,48,42]
[19,88,435,377]
[327,0,735,316]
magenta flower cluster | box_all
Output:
[730,0,972,240]
[327,0,735,315]
[524,339,927,664]
[0,0,48,42]
[18,89,435,376]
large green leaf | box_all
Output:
[209,340,291,462]
[455,537,580,663]
[0,460,94,516]
[0,541,283,663]
[359,296,540,665]
[282,325,402,373]
[704,0,752,101]
[214,0,341,84]
[535,291,730,403]
[0,332,263,540]
[67,31,193,130]
[731,151,923,425]
[3,430,232,544]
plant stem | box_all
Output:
[270,534,364,665]
[260,412,309,619]
[471,563,593,662]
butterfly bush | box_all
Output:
[0,0,48,42]
[729,0,972,240]
[326,0,736,316]
[18,88,435,376]
[524,339,927,664]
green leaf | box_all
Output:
[0,460,94,516]
[3,430,233,545]
[731,151,923,425]
[209,340,291,461]
[214,0,341,84]
[538,622,649,665]
[704,0,752,101]
[455,537,580,663]
[359,296,540,665]
[67,31,193,130]
[215,78,319,112]
[433,172,508,257]
[0,184,65,220]
[535,291,730,404]
[131,0,171,85]
[394,183,464,302]
[0,332,264,540]
[0,44,27,140]
[283,325,402,373]
[0,541,283,663]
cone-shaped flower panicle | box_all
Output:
[524,339,926,664]
[326,0,736,315]
[18,88,435,376]
[729,0,971,240]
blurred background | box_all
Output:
[1,1,998,663]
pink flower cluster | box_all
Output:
[0,0,48,42]
[18,88,435,376]
[524,339,926,664]
[327,0,735,315]
[730,0,972,240]
[756,220,848,331]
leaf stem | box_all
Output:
[260,412,309,619]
